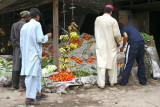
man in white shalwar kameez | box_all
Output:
[20,8,51,105]
[94,5,121,89]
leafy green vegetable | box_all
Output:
[42,65,57,75]
[41,77,45,86]
[140,32,154,41]
[0,57,13,69]
[41,57,53,69]
[71,69,90,77]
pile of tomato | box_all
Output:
[71,56,83,64]
[83,33,93,40]
[86,57,96,64]
[49,70,75,82]
[69,39,83,48]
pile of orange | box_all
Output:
[83,33,93,40]
[71,56,83,64]
[69,39,83,48]
[86,57,96,64]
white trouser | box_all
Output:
[97,64,117,87]
[25,72,41,99]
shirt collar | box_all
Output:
[20,19,26,23]
[30,19,37,22]
[103,13,111,17]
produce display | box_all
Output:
[60,45,71,54]
[87,41,96,44]
[69,39,83,48]
[71,56,83,64]
[59,56,70,64]
[49,70,75,82]
[59,34,69,42]
[70,32,79,40]
[86,57,96,64]
[42,42,50,47]
[49,46,53,56]
[117,63,124,68]
[0,57,13,69]
[68,22,78,32]
[71,69,90,77]
[70,43,78,50]
[140,32,154,41]
[42,65,57,75]
[0,28,5,36]
[121,37,124,41]
[41,57,53,69]
[83,33,93,40]
[0,48,5,54]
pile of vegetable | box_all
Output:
[42,65,57,75]
[140,32,154,41]
[41,57,53,69]
[83,33,93,40]
[71,69,90,77]
[49,70,75,82]
[71,56,83,64]
[0,57,13,69]
[86,57,96,64]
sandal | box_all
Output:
[25,100,40,105]
[36,94,48,101]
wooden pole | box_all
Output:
[53,0,59,67]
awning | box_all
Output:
[0,0,112,14]
[0,0,17,10]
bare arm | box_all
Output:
[120,32,128,52]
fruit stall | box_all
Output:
[0,20,160,93]
[39,21,160,93]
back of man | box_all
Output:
[10,11,30,90]
[120,26,144,44]
[20,19,44,76]
[95,5,121,88]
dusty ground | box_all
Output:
[0,79,160,107]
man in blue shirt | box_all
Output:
[118,23,147,86]
[20,8,51,105]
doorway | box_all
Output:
[150,11,160,57]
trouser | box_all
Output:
[120,40,147,85]
[97,63,117,87]
[12,71,25,89]
[25,73,41,99]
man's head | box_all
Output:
[20,11,30,22]
[30,8,41,21]
[104,5,114,15]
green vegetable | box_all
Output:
[140,32,154,41]
[71,69,90,77]
[0,57,13,69]
[41,77,45,86]
[91,66,97,70]
[41,57,53,69]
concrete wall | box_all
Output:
[118,10,149,33]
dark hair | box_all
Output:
[118,23,124,30]
[30,8,40,18]
[104,7,112,13]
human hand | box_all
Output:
[124,49,126,54]
[120,47,124,52]
[117,43,120,47]
[46,33,52,38]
